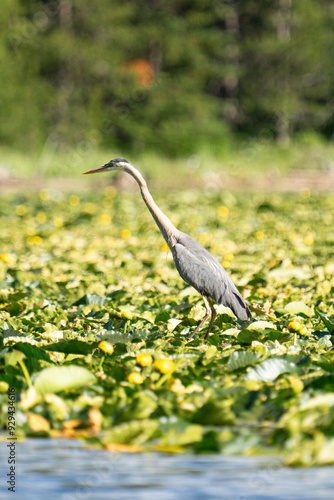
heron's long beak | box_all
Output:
[83,164,110,175]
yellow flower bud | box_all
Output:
[120,229,131,239]
[218,206,229,218]
[39,189,50,201]
[127,373,144,384]
[69,194,80,206]
[154,358,175,374]
[288,321,302,332]
[1,253,14,264]
[121,310,133,320]
[98,341,114,354]
[254,231,265,240]
[224,252,234,261]
[16,205,27,216]
[53,216,63,227]
[26,235,42,245]
[303,233,314,245]
[84,203,97,214]
[99,213,111,225]
[136,353,153,367]
[36,212,47,223]
[299,326,309,335]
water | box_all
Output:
[1,439,334,499]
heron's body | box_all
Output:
[171,231,250,320]
[84,158,251,339]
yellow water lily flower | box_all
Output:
[1,253,14,264]
[120,229,131,239]
[303,233,314,245]
[154,359,175,374]
[16,204,27,216]
[287,320,302,332]
[53,216,63,227]
[254,231,264,240]
[39,189,50,201]
[69,194,80,206]
[127,373,144,384]
[136,353,153,367]
[36,212,47,223]
[217,206,229,218]
[98,213,111,225]
[26,235,42,245]
[98,341,114,354]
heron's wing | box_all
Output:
[173,234,251,321]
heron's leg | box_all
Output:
[204,298,216,339]
[188,295,211,340]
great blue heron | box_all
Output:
[83,158,251,339]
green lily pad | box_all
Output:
[315,309,334,333]
[246,357,298,382]
[102,419,159,445]
[5,349,26,367]
[34,365,95,395]
[43,340,98,355]
[227,351,260,371]
[284,301,313,317]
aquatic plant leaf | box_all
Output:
[284,301,313,317]
[315,309,334,334]
[246,357,298,382]
[34,366,95,395]
[227,351,260,371]
[102,419,159,445]
[43,340,98,355]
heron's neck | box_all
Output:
[124,164,178,247]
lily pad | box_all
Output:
[284,301,313,317]
[34,365,95,395]
[227,351,260,371]
[315,309,334,334]
[246,357,298,382]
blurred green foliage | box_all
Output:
[1,0,334,157]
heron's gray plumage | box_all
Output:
[171,231,251,321]
[83,158,251,338]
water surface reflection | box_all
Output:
[5,439,334,499]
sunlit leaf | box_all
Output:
[246,357,298,382]
[73,294,107,306]
[43,340,98,355]
[248,321,276,331]
[102,419,159,445]
[284,301,313,317]
[227,351,260,371]
[215,304,235,318]
[201,345,218,365]
[315,309,334,333]
[167,318,182,332]
[300,394,334,410]
[5,349,26,366]
[34,365,95,395]
[237,329,262,344]
[13,342,51,361]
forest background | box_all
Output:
[1,0,334,179]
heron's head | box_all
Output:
[83,157,130,175]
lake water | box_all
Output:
[1,439,334,500]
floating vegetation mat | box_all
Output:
[0,187,334,465]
